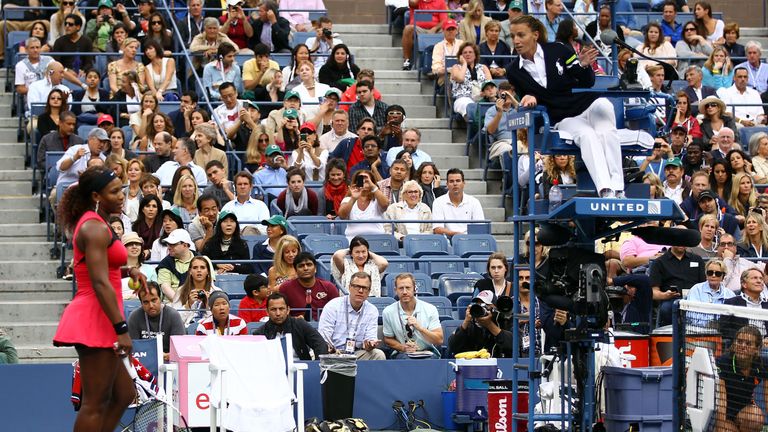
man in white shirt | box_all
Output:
[319,109,357,152]
[717,67,767,128]
[220,170,270,235]
[305,16,343,70]
[15,37,53,96]
[432,168,485,236]
[318,272,385,360]
[213,82,244,139]
[154,137,207,187]
[27,61,71,115]
[55,128,109,187]
[386,128,432,169]
[661,157,689,205]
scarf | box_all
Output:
[324,182,348,215]
[285,188,308,216]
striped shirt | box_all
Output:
[195,314,248,336]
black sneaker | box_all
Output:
[402,59,412,70]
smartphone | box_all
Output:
[356,176,364,188]
[300,133,307,141]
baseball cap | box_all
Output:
[300,122,316,133]
[88,127,110,141]
[671,125,687,134]
[226,0,243,6]
[265,144,282,156]
[442,19,458,30]
[481,80,497,90]
[324,88,342,99]
[217,209,237,222]
[283,108,299,119]
[665,157,683,168]
[509,0,523,10]
[285,90,301,101]
[697,190,717,202]
[162,229,193,247]
[473,290,494,305]
[98,0,113,9]
[261,214,288,229]
[242,100,260,110]
[97,114,114,126]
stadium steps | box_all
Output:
[342,23,515,255]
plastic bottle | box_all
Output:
[549,179,562,212]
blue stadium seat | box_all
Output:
[740,126,768,148]
[77,124,95,139]
[291,32,314,48]
[124,299,141,319]
[288,216,332,239]
[403,234,450,258]
[243,235,267,258]
[247,321,265,334]
[384,259,417,275]
[186,322,197,334]
[451,234,497,258]
[420,295,453,317]
[440,319,464,358]
[419,255,464,278]
[217,274,248,299]
[456,295,473,320]
[364,234,400,256]
[230,298,241,314]
[368,296,395,315]
[670,80,688,94]
[438,273,483,303]
[302,234,348,258]
[467,259,487,276]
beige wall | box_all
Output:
[702,0,767,28]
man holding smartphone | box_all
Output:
[253,144,288,202]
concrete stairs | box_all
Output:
[337,23,517,254]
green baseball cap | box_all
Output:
[509,0,523,10]
[285,90,301,101]
[665,157,683,168]
[283,108,299,119]
[265,144,282,156]
[261,214,288,229]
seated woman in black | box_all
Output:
[200,211,251,275]
[506,16,624,198]
[716,325,768,432]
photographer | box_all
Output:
[220,0,254,54]
[635,137,673,181]
[85,0,117,52]
[484,81,520,162]
[306,16,342,70]
[448,291,515,358]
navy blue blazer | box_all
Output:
[505,42,598,125]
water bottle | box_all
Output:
[548,179,562,212]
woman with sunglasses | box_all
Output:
[686,259,733,306]
[36,89,68,140]
[699,96,739,150]
[737,211,768,258]
[671,91,703,139]
[144,12,173,56]
[675,20,712,74]
[49,0,86,44]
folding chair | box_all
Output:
[455,295,473,320]
[124,299,142,320]
[419,255,464,278]
[368,296,396,315]
[242,235,267,258]
[440,319,463,358]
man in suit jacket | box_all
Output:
[682,65,716,115]
[250,0,291,53]
[505,15,624,197]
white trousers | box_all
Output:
[556,98,624,192]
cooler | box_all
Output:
[169,335,265,427]
[454,358,499,413]
[613,331,650,367]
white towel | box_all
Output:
[200,336,296,432]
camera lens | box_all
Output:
[323,29,332,37]
[496,296,514,314]
[469,303,487,319]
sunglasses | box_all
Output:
[62,1,75,5]
[64,22,77,27]
[257,138,269,143]
[706,270,724,277]
[705,102,719,108]
[684,27,697,32]
[151,20,163,24]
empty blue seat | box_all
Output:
[420,295,453,317]
[455,295,474,320]
[217,274,248,299]
[438,273,483,303]
[385,259,417,275]
[364,234,400,256]
[302,234,348,258]
[451,234,497,258]
[243,235,267,258]
[419,255,464,278]
[368,296,396,315]
[124,299,141,319]
[404,234,450,258]
[440,319,464,358]
[247,321,265,334]
[740,126,768,148]
[287,216,332,239]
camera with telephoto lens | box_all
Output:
[469,303,490,319]
[322,28,333,39]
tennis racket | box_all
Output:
[122,357,190,432]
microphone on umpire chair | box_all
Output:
[599,29,680,81]
[630,226,701,247]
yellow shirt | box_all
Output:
[242,59,280,83]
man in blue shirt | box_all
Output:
[385,128,432,169]
[202,43,244,100]
[253,144,287,201]
[541,0,562,43]
[660,1,683,46]
[484,81,517,160]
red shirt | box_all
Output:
[279,277,339,321]
[238,296,267,323]
[346,139,365,173]
[408,0,448,29]
[219,14,249,50]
